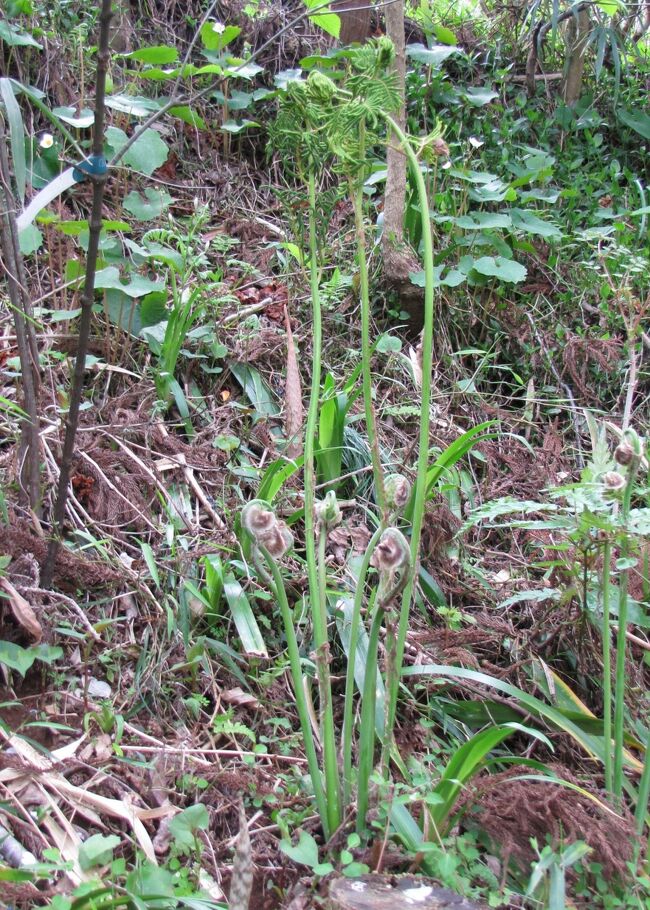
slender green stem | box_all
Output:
[381,117,436,746]
[260,546,329,830]
[342,526,382,809]
[350,129,386,519]
[635,727,650,838]
[601,539,613,797]
[357,594,382,833]
[303,170,340,835]
[613,463,638,803]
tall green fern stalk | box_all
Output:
[266,38,443,835]
[304,170,342,836]
[612,430,643,805]
[349,127,386,520]
[380,116,439,758]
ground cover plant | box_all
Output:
[0,0,649,908]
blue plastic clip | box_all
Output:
[72,154,108,183]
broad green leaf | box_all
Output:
[230,363,279,417]
[280,831,320,868]
[121,45,178,64]
[407,43,460,66]
[223,573,268,657]
[432,25,458,45]
[104,94,162,116]
[54,218,131,236]
[0,641,62,676]
[221,60,264,79]
[168,804,209,849]
[0,20,42,48]
[472,256,527,283]
[123,188,172,221]
[618,107,650,140]
[498,588,563,609]
[376,334,402,354]
[200,21,241,51]
[509,208,562,239]
[121,128,169,176]
[459,86,499,106]
[18,223,42,254]
[169,105,206,128]
[220,119,260,133]
[139,292,168,327]
[0,78,25,200]
[454,212,512,230]
[79,834,121,871]
[52,105,94,128]
[94,267,165,297]
[303,0,340,38]
[0,641,38,675]
[410,267,466,288]
[470,180,515,203]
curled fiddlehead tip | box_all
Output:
[375,35,396,67]
[374,527,411,575]
[242,500,276,537]
[307,71,337,104]
[384,473,412,514]
[615,429,642,467]
[242,501,293,558]
[315,490,342,529]
[602,471,626,491]
[262,522,294,558]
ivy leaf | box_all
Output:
[200,21,241,51]
[123,188,172,221]
[407,43,460,66]
[454,212,512,230]
[18,223,42,255]
[0,20,42,48]
[169,105,206,128]
[95,267,165,297]
[618,107,650,140]
[168,804,210,849]
[220,119,260,134]
[376,334,402,354]
[459,86,499,106]
[121,128,169,176]
[510,208,562,239]
[121,45,178,64]
[279,831,320,868]
[79,834,121,871]
[472,256,527,283]
[0,642,62,676]
[52,106,94,128]
[304,0,340,38]
[104,94,162,117]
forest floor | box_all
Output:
[1,5,649,910]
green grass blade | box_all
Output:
[223,573,268,658]
[0,77,26,201]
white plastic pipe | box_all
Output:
[16,166,78,232]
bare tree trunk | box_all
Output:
[42,0,113,587]
[563,5,591,106]
[381,0,424,329]
[334,0,372,44]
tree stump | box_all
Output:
[327,875,487,910]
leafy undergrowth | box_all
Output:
[1,2,649,909]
